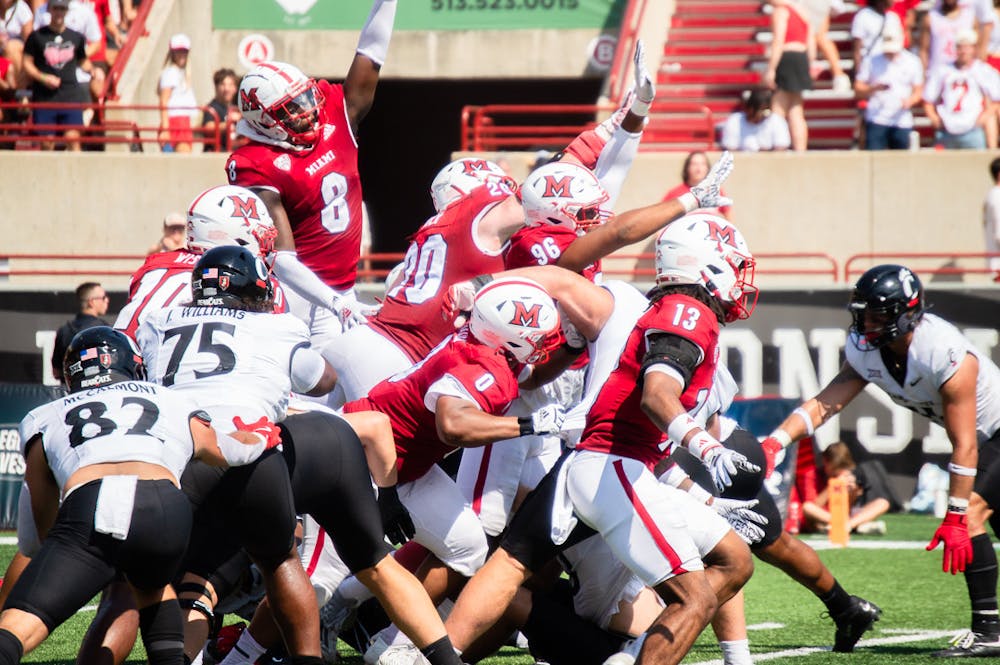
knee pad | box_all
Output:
[138,599,184,663]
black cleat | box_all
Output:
[932,631,1000,658]
[831,595,882,652]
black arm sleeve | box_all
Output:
[639,333,704,389]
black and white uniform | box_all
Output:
[10,381,197,631]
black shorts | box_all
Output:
[775,51,813,93]
[7,478,190,631]
[975,431,1000,509]
[501,452,596,573]
[181,449,297,576]
[280,411,392,572]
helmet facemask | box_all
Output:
[266,81,323,147]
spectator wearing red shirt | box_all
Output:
[662,151,732,219]
[764,0,816,151]
[802,442,895,535]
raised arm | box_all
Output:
[344,0,397,132]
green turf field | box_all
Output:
[5,512,983,664]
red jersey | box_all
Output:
[577,293,720,469]
[343,330,519,484]
[225,80,362,291]
[115,250,287,339]
[505,225,601,282]
[368,185,510,362]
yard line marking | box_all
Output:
[685,630,956,665]
[747,623,786,630]
[78,605,98,613]
[0,537,16,545]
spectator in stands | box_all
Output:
[854,23,924,149]
[989,0,1000,71]
[663,150,732,219]
[802,442,895,535]
[720,88,792,151]
[801,0,852,92]
[851,0,905,70]
[923,28,1000,148]
[157,32,195,153]
[764,0,815,151]
[22,0,90,151]
[35,1,110,119]
[201,67,238,152]
[983,157,1000,280]
[146,211,186,254]
[1,0,32,86]
[50,281,109,381]
[920,0,977,73]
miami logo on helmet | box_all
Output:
[509,301,543,328]
[239,87,262,112]
[542,175,573,198]
[228,195,261,221]
[462,159,491,175]
[704,219,738,249]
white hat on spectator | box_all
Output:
[956,29,978,46]
[881,24,904,54]
[169,33,192,51]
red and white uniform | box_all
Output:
[342,329,519,575]
[325,184,511,406]
[226,80,362,292]
[505,225,602,283]
[923,60,1000,135]
[114,250,198,339]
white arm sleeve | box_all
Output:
[271,250,337,310]
[593,125,641,210]
[290,345,329,394]
[216,431,267,466]
[356,0,397,67]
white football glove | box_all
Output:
[560,313,587,352]
[527,404,567,435]
[689,150,734,209]
[330,294,378,330]
[702,444,760,492]
[631,40,655,116]
[712,497,768,545]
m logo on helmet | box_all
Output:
[509,301,543,328]
[462,160,490,175]
[542,175,573,198]
[704,219,738,249]
[239,87,262,112]
[229,195,261,221]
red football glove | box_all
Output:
[760,437,783,478]
[926,510,973,574]
[233,416,282,449]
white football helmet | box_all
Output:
[430,158,516,212]
[653,213,757,322]
[469,277,560,364]
[521,162,612,232]
[238,61,324,147]
[187,185,278,257]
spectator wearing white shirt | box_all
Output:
[921,0,979,73]
[1,0,32,86]
[720,89,792,151]
[983,157,1000,279]
[935,0,995,57]
[851,0,905,70]
[855,24,924,149]
[923,28,1000,148]
[157,33,196,153]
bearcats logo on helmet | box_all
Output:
[542,175,573,198]
[99,352,112,368]
[509,301,543,328]
[228,195,261,221]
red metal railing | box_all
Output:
[603,252,839,280]
[103,0,156,101]
[844,253,1000,282]
[0,102,232,150]
[607,0,649,104]
[460,103,714,152]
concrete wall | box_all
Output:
[4,150,996,290]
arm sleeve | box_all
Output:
[271,250,338,310]
[593,126,641,209]
[289,344,328,393]
[640,332,705,389]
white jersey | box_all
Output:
[137,306,324,427]
[923,60,1000,135]
[560,281,649,446]
[857,50,925,128]
[927,8,977,72]
[720,112,791,152]
[19,381,198,490]
[845,312,1000,442]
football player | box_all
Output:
[224,0,396,342]
[763,264,1000,657]
[441,216,761,665]
[5,327,275,665]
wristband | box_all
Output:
[630,98,651,117]
[770,429,793,447]
[517,417,533,437]
[791,407,815,436]
[666,413,699,447]
[560,341,586,356]
[678,192,698,214]
[687,483,712,504]
[947,462,978,477]
[947,497,970,514]
[687,429,721,460]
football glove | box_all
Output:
[927,509,973,574]
[331,294,379,330]
[377,485,415,547]
[711,497,769,545]
[689,150,734,209]
[701,443,760,491]
[519,404,567,436]
[232,416,282,449]
[761,436,784,478]
[630,40,655,117]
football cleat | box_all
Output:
[206,622,246,663]
[932,630,1000,658]
[831,595,882,652]
[375,644,428,665]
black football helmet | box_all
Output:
[848,264,925,350]
[64,326,146,392]
[191,245,273,309]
